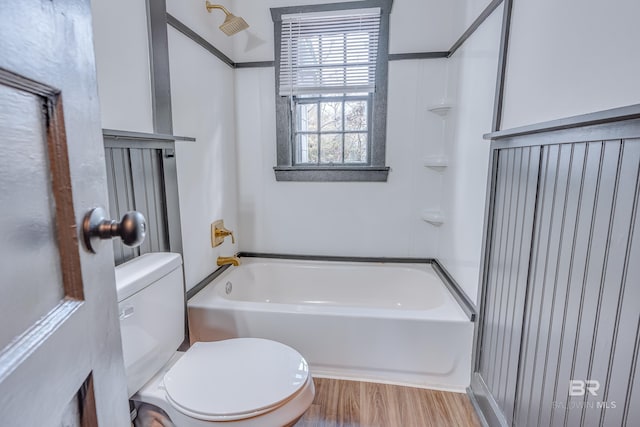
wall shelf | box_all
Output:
[421,210,445,226]
[427,103,453,117]
[423,156,449,171]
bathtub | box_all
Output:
[187,257,473,391]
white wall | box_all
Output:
[91,0,154,132]
[235,61,448,257]
[389,1,457,54]
[167,0,235,60]
[438,5,503,304]
[92,0,241,291]
[168,27,240,290]
[501,0,640,129]
[450,0,495,46]
[91,0,504,291]
[231,0,484,257]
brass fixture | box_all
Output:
[205,1,249,36]
[217,255,241,266]
[211,220,235,247]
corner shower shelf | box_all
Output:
[427,103,453,117]
[423,156,448,171]
[421,210,445,226]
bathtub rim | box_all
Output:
[186,253,476,322]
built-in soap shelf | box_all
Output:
[427,102,453,117]
[421,210,445,226]
[423,156,448,171]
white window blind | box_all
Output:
[278,8,381,96]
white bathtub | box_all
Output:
[187,257,473,391]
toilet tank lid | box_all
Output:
[115,252,182,302]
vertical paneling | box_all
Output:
[490,147,519,400]
[517,143,572,426]
[547,142,604,427]
[149,149,169,253]
[103,148,121,263]
[105,148,137,264]
[482,148,512,382]
[565,141,621,427]
[595,139,640,427]
[128,149,150,254]
[129,148,168,255]
[475,135,640,427]
[500,146,539,423]
[538,143,587,427]
[478,146,540,425]
[104,144,169,265]
[581,140,637,427]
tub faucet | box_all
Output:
[217,255,241,266]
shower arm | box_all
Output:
[205,1,231,16]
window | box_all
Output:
[271,0,393,181]
[294,94,371,165]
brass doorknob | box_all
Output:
[82,207,146,253]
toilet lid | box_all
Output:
[163,338,310,421]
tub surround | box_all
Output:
[186,264,232,301]
[429,259,477,321]
[188,257,474,391]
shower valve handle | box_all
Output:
[212,220,235,247]
[216,226,235,244]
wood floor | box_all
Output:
[294,378,481,427]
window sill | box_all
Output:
[274,166,390,182]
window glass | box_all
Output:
[293,95,369,165]
[345,133,368,163]
[345,101,367,131]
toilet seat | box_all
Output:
[163,338,310,422]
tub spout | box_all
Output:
[217,255,241,266]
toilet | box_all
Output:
[115,252,315,426]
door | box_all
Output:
[0,1,130,425]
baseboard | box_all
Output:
[468,373,509,427]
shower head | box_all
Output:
[205,1,249,36]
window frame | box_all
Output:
[271,0,393,182]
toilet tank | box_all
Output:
[115,252,184,397]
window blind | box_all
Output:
[278,8,381,96]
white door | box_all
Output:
[0,1,131,425]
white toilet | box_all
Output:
[115,252,315,426]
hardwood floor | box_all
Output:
[294,378,481,427]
